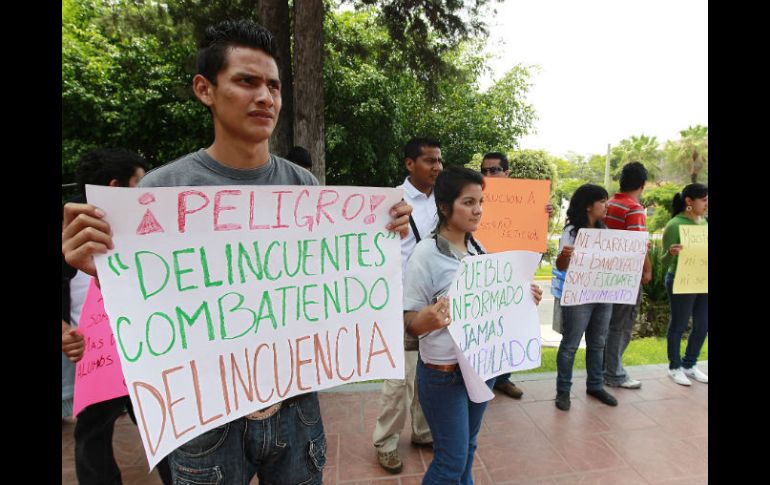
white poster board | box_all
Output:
[87,184,405,468]
[561,228,648,306]
[446,251,542,402]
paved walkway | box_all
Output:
[62,362,708,484]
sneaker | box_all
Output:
[494,380,524,399]
[605,377,642,389]
[668,367,692,386]
[555,391,571,411]
[618,378,642,389]
[377,449,403,474]
[586,389,618,406]
[683,366,708,384]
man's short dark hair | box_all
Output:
[619,161,648,192]
[197,19,278,84]
[286,145,313,170]
[75,148,148,192]
[404,137,441,161]
[482,152,509,171]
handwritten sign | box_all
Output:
[86,185,405,468]
[673,225,708,294]
[73,278,129,416]
[561,229,648,306]
[446,251,542,402]
[474,178,551,253]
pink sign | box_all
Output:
[73,278,129,416]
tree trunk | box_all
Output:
[259,0,293,158]
[690,149,702,183]
[293,0,325,184]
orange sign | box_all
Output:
[475,178,551,253]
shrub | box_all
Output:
[634,239,671,338]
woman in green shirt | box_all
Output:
[661,183,708,386]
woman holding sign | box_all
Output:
[662,183,709,386]
[404,166,542,484]
[554,184,618,411]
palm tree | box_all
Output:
[664,125,708,183]
[611,134,664,181]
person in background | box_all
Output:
[61,148,172,485]
[554,184,618,411]
[602,161,651,390]
[373,137,439,474]
[479,151,553,400]
[286,145,313,170]
[662,183,709,386]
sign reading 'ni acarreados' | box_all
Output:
[561,228,648,306]
[87,184,405,468]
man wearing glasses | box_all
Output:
[479,152,553,399]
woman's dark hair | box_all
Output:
[434,166,484,233]
[566,183,609,236]
[671,183,708,216]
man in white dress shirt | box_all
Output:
[373,137,442,474]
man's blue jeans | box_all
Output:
[603,290,642,385]
[416,359,494,485]
[665,272,708,370]
[557,303,612,393]
[169,393,326,484]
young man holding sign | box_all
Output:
[62,19,412,484]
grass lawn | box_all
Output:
[517,336,709,374]
[534,263,553,278]
[357,337,707,384]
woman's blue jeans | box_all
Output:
[665,272,708,369]
[556,303,612,393]
[416,359,494,485]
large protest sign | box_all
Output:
[673,225,708,294]
[446,251,542,402]
[474,178,551,253]
[86,184,405,468]
[73,278,129,416]
[561,229,648,306]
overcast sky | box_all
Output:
[479,0,708,158]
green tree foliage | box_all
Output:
[62,0,209,182]
[353,0,497,98]
[641,182,680,233]
[324,8,535,186]
[62,1,534,189]
[663,125,708,184]
[611,134,663,182]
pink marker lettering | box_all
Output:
[272,191,292,229]
[249,192,270,230]
[315,189,339,226]
[365,194,387,224]
[214,190,242,231]
[342,193,365,221]
[294,189,314,231]
[178,190,210,233]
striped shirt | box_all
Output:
[604,193,647,231]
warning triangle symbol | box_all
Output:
[136,209,164,235]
